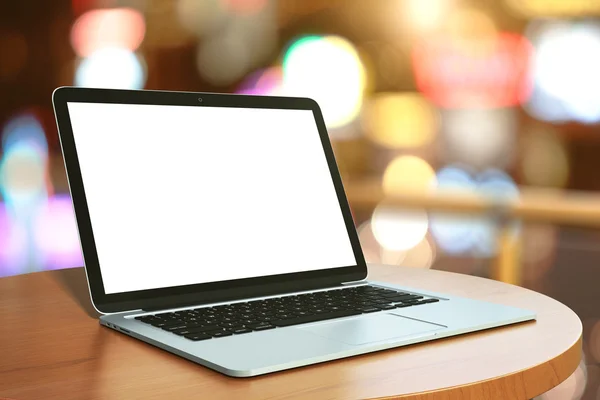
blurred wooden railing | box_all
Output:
[346,180,600,284]
[346,180,600,227]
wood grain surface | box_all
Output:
[0,264,582,400]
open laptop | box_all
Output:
[52,87,536,377]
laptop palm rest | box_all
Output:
[298,313,446,345]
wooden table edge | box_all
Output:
[374,330,583,400]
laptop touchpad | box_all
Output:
[298,313,445,345]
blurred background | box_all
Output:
[1,0,600,398]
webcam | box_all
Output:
[198,97,203,102]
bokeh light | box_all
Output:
[430,167,519,256]
[357,220,382,264]
[430,165,478,254]
[2,114,48,155]
[33,195,83,269]
[400,237,436,268]
[223,0,269,15]
[382,155,437,195]
[74,48,146,89]
[176,0,230,37]
[521,223,558,283]
[222,2,277,70]
[413,32,533,108]
[70,8,146,57]
[0,203,28,275]
[371,204,429,251]
[0,114,48,206]
[505,0,600,17]
[478,169,520,199]
[400,0,452,32]
[0,144,47,205]
[472,170,520,256]
[526,21,600,124]
[196,29,251,86]
[362,93,437,149]
[282,35,366,129]
[444,7,498,53]
[237,67,282,95]
[380,248,406,265]
[520,126,569,188]
[441,108,517,169]
[0,32,28,82]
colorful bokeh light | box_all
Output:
[441,108,517,169]
[283,35,366,129]
[371,205,429,251]
[401,0,451,32]
[413,32,533,108]
[382,155,437,195]
[430,166,478,254]
[70,8,146,58]
[196,29,251,85]
[33,195,83,269]
[362,93,437,149]
[526,21,600,124]
[430,167,519,257]
[223,0,269,15]
[237,67,282,95]
[0,203,28,275]
[75,48,146,89]
[2,114,48,155]
[0,114,48,206]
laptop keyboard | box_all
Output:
[134,285,440,341]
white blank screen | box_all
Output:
[66,102,357,294]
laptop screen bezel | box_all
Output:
[52,87,368,313]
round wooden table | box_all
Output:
[0,264,582,400]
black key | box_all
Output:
[271,309,361,327]
[160,319,186,327]
[356,307,380,313]
[212,331,233,338]
[162,324,188,331]
[381,292,411,299]
[148,320,169,328]
[172,329,196,336]
[135,316,153,321]
[190,323,221,331]
[379,304,396,310]
[252,324,276,331]
[233,328,253,335]
[395,303,414,308]
[422,298,440,304]
[377,289,400,295]
[219,322,243,329]
[400,299,422,305]
[294,311,312,317]
[256,316,274,322]
[388,295,423,303]
[246,322,275,330]
[184,333,212,341]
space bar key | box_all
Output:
[271,309,362,327]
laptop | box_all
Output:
[52,87,536,377]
